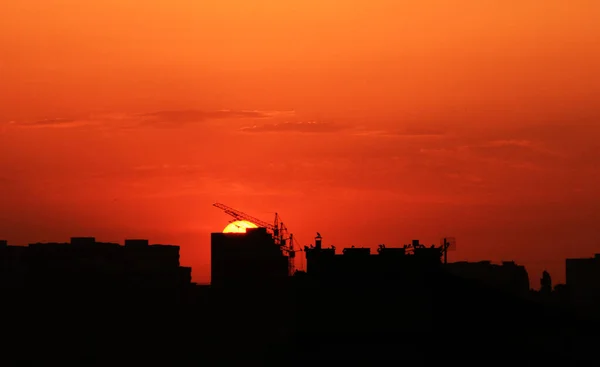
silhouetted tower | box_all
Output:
[315,232,322,250]
[540,270,552,295]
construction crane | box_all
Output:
[440,237,456,264]
[212,202,297,275]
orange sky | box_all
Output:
[1,0,599,285]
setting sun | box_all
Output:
[222,220,259,233]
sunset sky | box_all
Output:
[1,0,599,285]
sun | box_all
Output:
[222,220,259,233]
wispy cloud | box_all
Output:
[466,139,564,160]
[419,138,558,156]
[240,121,346,133]
[415,136,565,178]
[84,163,305,200]
[7,117,93,129]
[137,109,275,127]
[485,139,533,148]
[29,118,75,126]
[352,127,446,138]
[3,109,295,131]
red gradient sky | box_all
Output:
[1,1,599,285]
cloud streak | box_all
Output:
[6,117,92,129]
[29,118,75,126]
[352,127,446,138]
[240,121,347,133]
[3,109,295,131]
[137,109,275,127]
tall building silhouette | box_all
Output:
[211,227,288,288]
[566,253,600,319]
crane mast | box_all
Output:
[212,202,296,275]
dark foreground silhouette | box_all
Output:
[3,279,596,366]
[1,235,599,365]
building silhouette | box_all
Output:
[211,227,288,288]
[566,253,600,319]
[445,260,530,297]
[0,237,192,289]
[540,269,553,295]
[304,237,444,284]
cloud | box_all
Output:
[466,139,564,161]
[83,163,306,200]
[352,127,446,138]
[485,139,533,148]
[7,117,91,129]
[3,109,295,131]
[414,136,567,180]
[240,121,346,133]
[31,118,75,126]
[137,109,278,127]
[419,137,558,157]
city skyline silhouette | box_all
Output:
[0,201,594,287]
[2,225,599,364]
